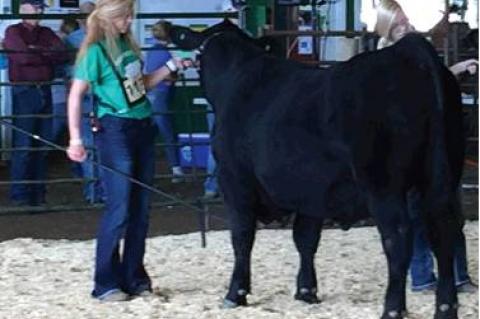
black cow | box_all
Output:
[170,20,465,319]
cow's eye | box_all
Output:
[180,33,186,41]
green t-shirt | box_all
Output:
[74,38,151,119]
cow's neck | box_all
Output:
[201,38,264,99]
[201,44,253,104]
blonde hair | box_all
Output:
[152,20,172,42]
[76,0,141,64]
[375,0,403,47]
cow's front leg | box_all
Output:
[293,214,323,304]
[223,203,256,308]
[370,194,412,319]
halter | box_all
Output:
[194,32,225,55]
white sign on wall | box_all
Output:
[298,25,313,55]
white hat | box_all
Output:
[221,0,238,12]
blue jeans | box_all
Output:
[79,96,104,202]
[204,106,218,194]
[148,89,179,167]
[92,115,155,297]
[408,190,470,289]
[52,101,67,144]
[0,54,7,69]
[10,85,52,205]
[52,100,81,178]
[53,96,104,202]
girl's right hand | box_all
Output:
[67,145,87,162]
[173,58,194,70]
[180,58,194,69]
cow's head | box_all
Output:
[169,19,238,51]
[169,19,282,56]
[169,25,205,51]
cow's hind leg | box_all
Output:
[370,194,412,319]
[423,195,461,319]
[293,214,323,304]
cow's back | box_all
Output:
[326,34,464,206]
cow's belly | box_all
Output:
[253,135,369,226]
[214,118,369,227]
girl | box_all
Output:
[144,20,185,183]
[66,0,186,301]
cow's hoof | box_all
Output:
[222,296,247,308]
[380,310,406,319]
[294,292,321,304]
[433,303,458,319]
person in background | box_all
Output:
[51,19,79,144]
[65,1,95,48]
[0,18,20,169]
[201,1,237,198]
[0,37,7,169]
[67,0,190,301]
[144,20,185,183]
[375,0,478,293]
[203,102,219,199]
[64,1,105,203]
[4,0,68,206]
[60,18,80,38]
[0,37,7,69]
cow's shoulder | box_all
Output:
[396,32,433,49]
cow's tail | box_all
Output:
[408,35,464,215]
[401,36,464,315]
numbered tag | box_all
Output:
[123,75,146,104]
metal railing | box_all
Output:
[0,10,477,219]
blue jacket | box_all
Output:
[65,27,86,49]
[144,42,173,93]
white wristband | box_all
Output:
[165,59,178,73]
[69,138,83,146]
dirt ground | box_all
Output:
[0,150,477,242]
[0,224,477,319]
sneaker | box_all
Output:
[457,281,478,293]
[203,191,219,200]
[138,290,153,297]
[98,289,129,302]
[11,199,30,207]
[85,196,105,204]
[411,281,437,292]
[11,198,45,207]
[171,166,185,183]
